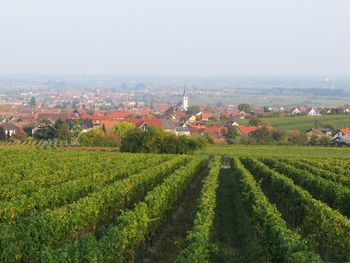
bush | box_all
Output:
[79,129,118,147]
[120,126,206,154]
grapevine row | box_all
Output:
[0,156,190,262]
[41,156,208,263]
[175,155,221,263]
[262,158,350,217]
[232,158,321,262]
[241,157,350,262]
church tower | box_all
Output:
[182,87,189,111]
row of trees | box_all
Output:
[227,126,305,145]
[30,119,207,153]
[33,120,73,141]
[227,126,334,146]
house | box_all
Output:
[290,107,301,115]
[306,128,333,141]
[185,115,197,124]
[0,122,21,137]
[38,113,70,122]
[168,111,187,122]
[175,127,191,136]
[196,112,213,121]
[161,119,178,133]
[333,128,350,145]
[106,111,133,120]
[307,108,321,116]
[122,116,162,132]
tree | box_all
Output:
[288,132,308,145]
[216,101,224,107]
[71,120,83,138]
[164,106,175,116]
[226,127,240,144]
[30,97,36,108]
[319,136,332,146]
[55,119,71,140]
[113,122,135,140]
[204,105,214,112]
[248,117,269,127]
[0,127,6,140]
[33,120,56,140]
[238,103,252,113]
[120,126,206,154]
[250,127,272,143]
[309,134,319,146]
[79,128,117,147]
[23,126,34,136]
[11,129,27,141]
[272,129,288,144]
[102,123,106,134]
[263,106,271,112]
[186,105,200,115]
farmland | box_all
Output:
[0,146,350,262]
[237,114,350,131]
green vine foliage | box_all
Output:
[175,155,221,263]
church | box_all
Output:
[179,88,189,111]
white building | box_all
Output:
[180,88,189,111]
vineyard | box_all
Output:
[0,146,350,262]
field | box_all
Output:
[0,146,350,262]
[237,114,350,131]
[205,144,350,159]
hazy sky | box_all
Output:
[0,0,349,76]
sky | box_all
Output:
[0,0,349,77]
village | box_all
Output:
[0,87,350,147]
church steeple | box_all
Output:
[181,85,189,111]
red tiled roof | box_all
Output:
[100,120,120,134]
[107,111,133,119]
[143,116,162,128]
[340,128,350,134]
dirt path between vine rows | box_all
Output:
[211,167,266,263]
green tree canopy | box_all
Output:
[238,103,252,113]
[113,122,135,139]
[186,105,201,115]
[30,97,36,108]
[55,119,71,140]
[33,120,56,140]
[249,126,272,143]
[0,127,6,140]
[248,117,269,127]
[78,128,117,147]
[120,126,206,154]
